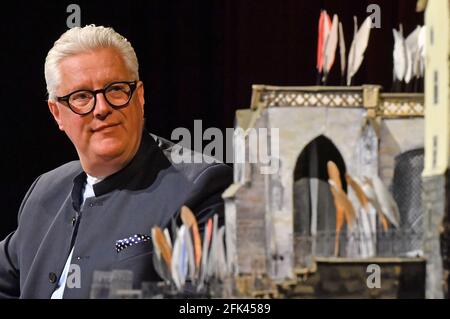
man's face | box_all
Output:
[48,47,145,176]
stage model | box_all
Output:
[88,0,450,299]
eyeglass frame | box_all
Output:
[56,80,138,115]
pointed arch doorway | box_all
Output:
[293,135,347,266]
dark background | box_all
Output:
[0,0,422,238]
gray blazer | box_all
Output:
[0,131,232,298]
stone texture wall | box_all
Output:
[423,173,447,298]
[267,107,378,180]
[232,154,268,275]
[226,111,270,275]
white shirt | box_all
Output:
[50,174,104,299]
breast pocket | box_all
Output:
[116,239,154,262]
[114,239,161,283]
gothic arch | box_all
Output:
[293,135,347,263]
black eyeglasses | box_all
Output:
[56,81,138,115]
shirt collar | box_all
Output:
[86,174,104,186]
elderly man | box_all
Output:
[0,25,232,298]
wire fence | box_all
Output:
[295,228,423,265]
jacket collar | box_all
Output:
[71,129,171,211]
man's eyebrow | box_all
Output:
[60,82,105,95]
[65,79,129,93]
[60,83,93,94]
[67,85,91,92]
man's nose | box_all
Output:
[93,93,113,119]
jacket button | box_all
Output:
[49,272,57,284]
[71,217,76,226]
[89,203,94,207]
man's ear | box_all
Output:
[48,100,64,131]
[137,81,145,113]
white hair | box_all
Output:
[44,25,139,100]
